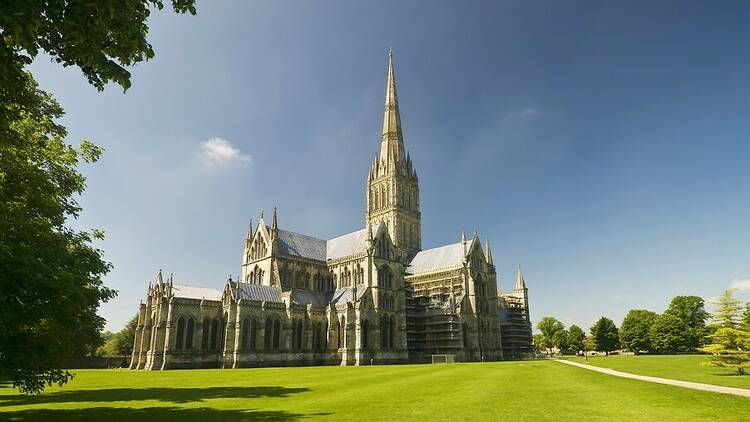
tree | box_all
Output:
[619,309,658,354]
[663,295,709,350]
[740,303,750,331]
[590,317,619,355]
[97,315,139,356]
[552,329,569,355]
[536,317,564,355]
[567,325,586,354]
[649,313,688,353]
[585,335,596,352]
[533,334,545,355]
[700,290,750,375]
[0,1,196,394]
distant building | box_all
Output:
[130,52,532,370]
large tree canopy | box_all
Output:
[536,316,564,352]
[649,313,689,354]
[567,325,586,354]
[619,309,658,354]
[590,317,619,355]
[0,75,115,393]
[663,295,709,350]
[0,0,196,393]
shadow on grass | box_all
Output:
[2,405,330,421]
[0,386,309,407]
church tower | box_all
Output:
[366,50,421,258]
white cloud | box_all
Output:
[730,278,750,292]
[198,137,250,168]
[518,107,538,117]
[504,107,538,120]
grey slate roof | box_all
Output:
[329,287,367,306]
[277,229,327,261]
[275,223,382,262]
[407,242,465,274]
[326,223,382,261]
[235,283,283,303]
[171,284,222,301]
[288,289,330,307]
[326,228,368,261]
[330,288,353,306]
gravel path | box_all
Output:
[556,359,750,398]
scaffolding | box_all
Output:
[498,295,533,359]
[406,277,464,362]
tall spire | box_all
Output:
[379,49,405,166]
[515,265,526,290]
[485,239,494,265]
[271,206,278,238]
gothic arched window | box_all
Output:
[185,318,195,350]
[210,319,219,350]
[201,318,210,350]
[175,317,186,350]
[264,318,273,350]
[362,319,369,349]
[273,319,281,350]
[241,318,250,350]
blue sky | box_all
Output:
[29,1,750,331]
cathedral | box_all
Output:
[129,52,533,370]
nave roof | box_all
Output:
[272,223,383,262]
[171,284,223,301]
[235,283,283,303]
[406,242,465,274]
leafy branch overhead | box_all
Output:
[0,0,196,394]
[0,0,196,92]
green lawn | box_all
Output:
[2,361,750,421]
[566,355,750,389]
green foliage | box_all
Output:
[709,290,743,328]
[532,333,545,353]
[619,309,658,353]
[0,74,116,394]
[663,295,709,350]
[567,325,586,353]
[585,335,595,352]
[0,0,196,394]
[536,316,564,352]
[700,290,750,375]
[97,315,139,356]
[552,329,569,354]
[0,0,196,95]
[649,313,688,353]
[590,317,619,354]
[742,303,750,331]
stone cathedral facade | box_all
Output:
[130,53,532,370]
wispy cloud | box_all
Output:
[730,278,750,292]
[198,137,251,168]
[517,107,539,117]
